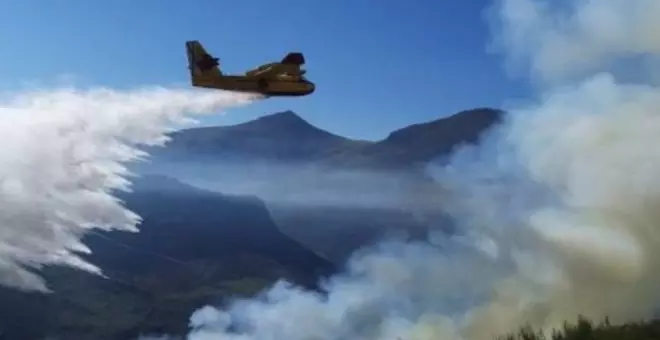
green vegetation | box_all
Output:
[498,316,660,340]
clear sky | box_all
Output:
[0,0,532,140]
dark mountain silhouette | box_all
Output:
[153,110,362,163]
[0,175,334,340]
[382,108,502,150]
[141,108,504,263]
[152,108,503,170]
[339,107,504,168]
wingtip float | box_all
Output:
[185,40,315,98]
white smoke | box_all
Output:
[435,73,660,339]
[181,0,660,339]
[489,0,660,86]
[0,85,256,292]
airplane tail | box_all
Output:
[185,40,223,82]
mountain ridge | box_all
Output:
[157,110,359,163]
[155,107,503,169]
[176,110,349,142]
[173,107,503,145]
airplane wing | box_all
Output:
[281,52,305,66]
[245,52,306,79]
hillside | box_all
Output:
[0,175,334,340]
[499,316,660,340]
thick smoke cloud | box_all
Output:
[435,74,660,338]
[489,0,660,85]
[182,0,660,339]
[0,86,256,292]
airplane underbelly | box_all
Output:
[263,81,314,94]
[228,78,314,96]
[193,75,314,96]
[193,76,257,91]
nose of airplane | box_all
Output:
[306,81,316,94]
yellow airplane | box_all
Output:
[185,40,315,97]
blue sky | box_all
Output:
[0,0,531,140]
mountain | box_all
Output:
[153,110,363,163]
[0,175,334,340]
[335,107,504,168]
[140,108,503,263]
[151,108,503,169]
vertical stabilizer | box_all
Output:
[185,40,223,84]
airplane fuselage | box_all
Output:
[246,63,304,78]
[192,73,315,97]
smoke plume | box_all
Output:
[489,0,660,86]
[183,0,660,339]
[0,85,256,292]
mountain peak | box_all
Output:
[356,107,504,167]
[248,110,312,130]
[158,110,353,162]
[384,107,503,143]
[231,111,348,143]
[265,110,304,121]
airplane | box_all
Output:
[185,40,315,97]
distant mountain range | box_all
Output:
[142,108,504,262]
[152,108,502,169]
